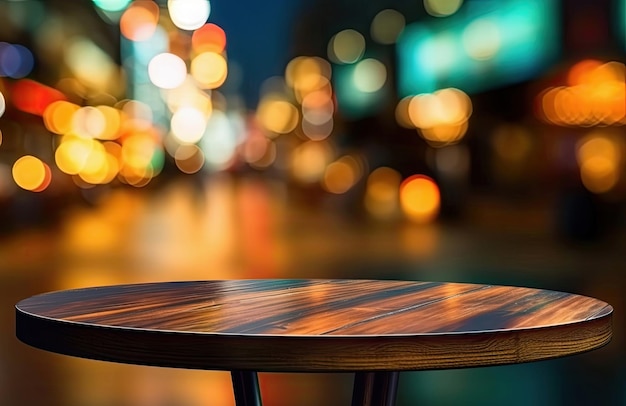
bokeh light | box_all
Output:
[290,140,334,183]
[406,88,472,147]
[302,117,334,141]
[55,135,98,175]
[538,60,626,126]
[44,101,80,134]
[328,30,365,64]
[175,144,205,174]
[71,106,107,139]
[148,53,187,89]
[424,0,464,17]
[120,130,163,185]
[257,97,299,135]
[371,9,405,45]
[576,132,622,194]
[12,79,67,116]
[191,51,228,89]
[93,0,132,12]
[400,175,440,224]
[353,58,387,93]
[168,0,211,31]
[120,99,154,129]
[365,167,402,220]
[286,56,332,100]
[171,107,208,144]
[120,1,160,42]
[0,91,5,117]
[322,155,363,194]
[200,110,238,170]
[192,23,226,54]
[12,155,52,192]
[65,37,120,93]
[0,42,34,78]
[302,89,334,125]
[462,18,501,61]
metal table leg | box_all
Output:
[351,371,400,406]
[231,370,262,406]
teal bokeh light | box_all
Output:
[397,0,559,96]
[92,0,132,12]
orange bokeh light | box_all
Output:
[399,175,440,224]
[120,1,159,42]
[192,23,227,54]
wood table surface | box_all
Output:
[15,279,613,373]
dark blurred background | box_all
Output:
[1,0,625,405]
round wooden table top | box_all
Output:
[15,279,613,372]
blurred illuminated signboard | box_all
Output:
[397,0,559,96]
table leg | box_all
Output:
[351,371,399,406]
[231,370,262,406]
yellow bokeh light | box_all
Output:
[365,167,402,219]
[121,132,159,171]
[65,38,120,93]
[285,56,331,96]
[580,157,618,194]
[148,53,187,89]
[290,141,333,183]
[395,96,414,128]
[257,98,299,135]
[12,155,51,192]
[576,133,622,194]
[419,121,468,147]
[328,29,365,64]
[400,175,440,224]
[322,155,362,194]
[353,58,387,93]
[96,105,122,140]
[371,9,405,45]
[191,51,228,89]
[424,0,463,17]
[408,88,472,146]
[165,78,213,115]
[43,100,80,134]
[78,142,116,185]
[55,136,98,175]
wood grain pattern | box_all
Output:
[15,279,612,372]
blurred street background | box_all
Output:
[0,0,625,405]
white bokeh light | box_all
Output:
[171,107,207,144]
[168,0,211,31]
[0,91,5,118]
[148,53,187,89]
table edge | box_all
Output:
[15,303,613,372]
